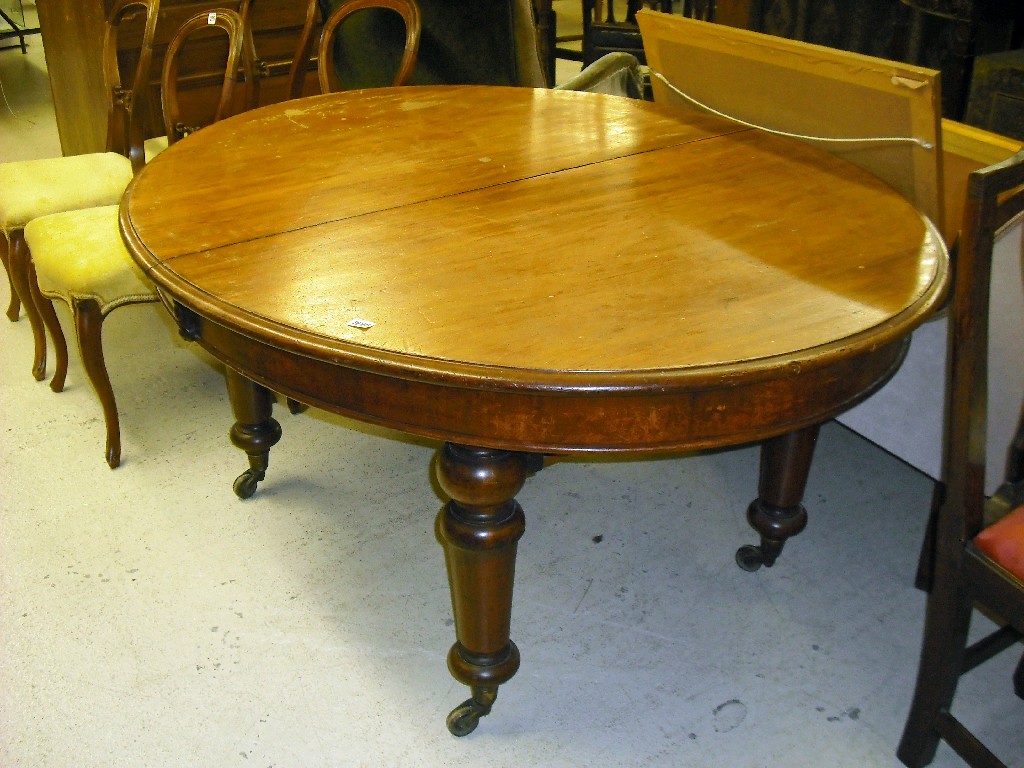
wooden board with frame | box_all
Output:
[636,10,946,240]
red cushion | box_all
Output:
[975,505,1024,580]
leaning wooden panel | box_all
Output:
[636,10,945,239]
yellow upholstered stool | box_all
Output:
[25,204,159,468]
[0,0,160,384]
[0,153,135,376]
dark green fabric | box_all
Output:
[327,0,523,88]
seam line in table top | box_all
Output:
[150,128,754,265]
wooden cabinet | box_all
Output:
[37,0,313,156]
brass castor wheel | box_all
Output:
[445,687,497,737]
[735,544,765,572]
[233,468,263,499]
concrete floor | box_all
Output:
[1,4,1022,766]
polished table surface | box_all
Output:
[121,85,948,735]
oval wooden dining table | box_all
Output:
[120,85,948,736]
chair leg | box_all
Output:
[1,230,21,321]
[913,482,945,593]
[1014,650,1024,701]
[1005,397,1024,484]
[8,230,48,380]
[897,567,975,767]
[73,298,121,469]
[31,288,69,393]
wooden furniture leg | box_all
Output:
[1005,400,1024,485]
[1,231,20,321]
[73,298,120,468]
[226,367,282,499]
[736,424,820,571]
[1015,653,1024,700]
[895,564,975,767]
[8,230,47,380]
[436,443,528,736]
[29,272,68,393]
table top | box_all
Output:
[121,85,948,451]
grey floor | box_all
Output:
[1,4,1022,766]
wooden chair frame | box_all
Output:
[897,148,1024,768]
[286,0,421,99]
[160,7,259,145]
[103,0,161,173]
[317,0,421,94]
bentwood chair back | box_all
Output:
[23,7,259,470]
[101,0,162,172]
[288,0,543,97]
[897,149,1024,768]
[285,0,327,99]
[286,0,421,97]
[0,0,159,375]
[160,7,259,144]
[317,0,421,93]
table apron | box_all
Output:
[186,308,910,455]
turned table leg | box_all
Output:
[736,424,820,571]
[225,367,282,499]
[435,443,528,736]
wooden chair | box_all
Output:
[23,8,257,469]
[637,11,946,570]
[159,7,259,143]
[0,0,159,380]
[318,0,421,93]
[285,0,328,99]
[286,0,421,98]
[896,148,1024,768]
[290,0,544,96]
[143,0,261,159]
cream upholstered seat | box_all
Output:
[0,0,159,383]
[26,7,258,469]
